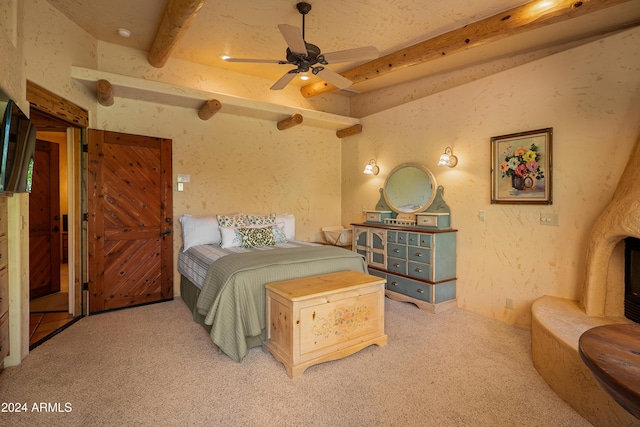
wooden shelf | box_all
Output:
[71,67,360,131]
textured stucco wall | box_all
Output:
[342,27,640,327]
[0,0,25,109]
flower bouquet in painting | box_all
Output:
[500,143,545,192]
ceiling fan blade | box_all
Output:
[278,24,307,55]
[315,68,352,89]
[223,57,284,64]
[270,71,298,90]
[322,46,379,64]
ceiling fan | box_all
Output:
[222,2,379,90]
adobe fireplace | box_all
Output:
[625,237,640,323]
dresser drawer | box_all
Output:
[0,236,7,271]
[386,275,432,303]
[408,233,419,246]
[0,266,7,318]
[408,246,431,263]
[387,231,397,243]
[416,213,450,229]
[387,243,406,259]
[408,261,432,281]
[387,257,406,275]
[397,232,407,244]
[0,312,8,361]
[419,234,433,248]
[0,198,6,238]
[365,211,392,223]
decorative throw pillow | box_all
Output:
[237,226,276,248]
[216,214,247,228]
[179,214,221,251]
[246,213,276,226]
[272,224,287,244]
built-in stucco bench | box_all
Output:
[531,296,637,426]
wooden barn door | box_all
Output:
[29,139,61,299]
[87,130,173,314]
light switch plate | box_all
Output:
[177,174,190,183]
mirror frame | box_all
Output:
[382,162,437,214]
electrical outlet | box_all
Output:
[540,213,559,226]
[505,298,514,309]
[478,210,485,222]
[177,182,184,192]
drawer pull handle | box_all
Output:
[391,281,398,286]
[417,289,424,294]
[415,252,422,257]
[414,268,422,273]
[393,248,399,253]
[393,263,400,268]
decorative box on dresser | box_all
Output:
[0,197,9,371]
[353,222,457,313]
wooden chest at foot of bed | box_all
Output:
[264,270,388,378]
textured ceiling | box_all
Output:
[46,0,640,95]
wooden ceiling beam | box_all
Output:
[96,79,114,106]
[277,114,303,130]
[148,0,206,68]
[301,0,633,97]
[336,124,363,138]
[198,99,222,120]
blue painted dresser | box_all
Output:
[352,223,457,313]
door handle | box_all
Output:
[161,228,171,236]
[53,226,59,232]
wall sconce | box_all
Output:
[363,159,380,175]
[438,147,458,168]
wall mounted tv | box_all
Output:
[0,98,36,193]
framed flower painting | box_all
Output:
[490,128,552,204]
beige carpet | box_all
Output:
[0,298,591,427]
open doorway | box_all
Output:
[2,80,90,361]
[28,129,73,348]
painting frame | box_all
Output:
[490,128,552,205]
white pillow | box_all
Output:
[276,213,295,240]
[219,226,243,249]
[179,214,221,251]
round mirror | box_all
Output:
[383,163,437,214]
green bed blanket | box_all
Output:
[195,245,367,362]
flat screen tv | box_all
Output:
[0,99,36,193]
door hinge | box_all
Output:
[82,144,88,153]
[82,212,89,221]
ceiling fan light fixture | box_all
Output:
[299,74,310,81]
[223,1,378,91]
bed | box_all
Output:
[177,213,368,362]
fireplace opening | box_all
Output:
[624,237,640,323]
